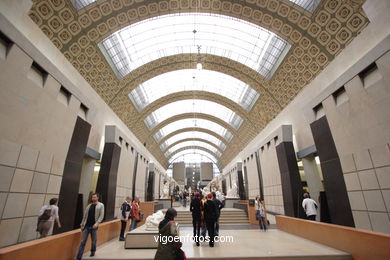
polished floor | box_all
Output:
[82,227,351,260]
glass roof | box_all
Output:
[69,0,96,10]
[164,141,222,158]
[290,0,321,12]
[169,152,220,173]
[154,118,233,143]
[144,99,243,131]
[129,69,259,111]
[99,13,290,79]
[168,149,219,164]
[160,131,226,151]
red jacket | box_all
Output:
[130,201,140,220]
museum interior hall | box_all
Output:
[0,0,390,259]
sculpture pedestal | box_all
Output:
[124,224,159,249]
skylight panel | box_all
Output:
[153,118,233,143]
[70,0,96,10]
[129,69,259,111]
[160,132,226,151]
[144,100,243,131]
[168,150,218,164]
[164,140,221,158]
[99,13,290,79]
[288,0,321,13]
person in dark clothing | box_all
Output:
[203,193,217,247]
[212,192,224,236]
[119,196,132,241]
[190,192,202,246]
[154,208,186,260]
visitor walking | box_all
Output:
[37,198,61,238]
[204,193,217,247]
[129,197,141,231]
[154,208,186,260]
[255,196,267,231]
[76,193,105,260]
[302,192,318,221]
[190,192,202,246]
[212,192,224,236]
[119,196,132,241]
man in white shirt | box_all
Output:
[302,193,318,221]
[37,198,61,238]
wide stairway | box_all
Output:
[171,208,249,226]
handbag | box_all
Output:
[137,212,144,222]
[255,210,260,221]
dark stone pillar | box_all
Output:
[276,141,305,218]
[96,142,121,221]
[146,170,155,201]
[222,179,227,195]
[310,116,355,227]
[54,117,91,233]
[255,151,264,200]
[132,152,139,199]
[237,169,246,200]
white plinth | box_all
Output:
[124,224,159,249]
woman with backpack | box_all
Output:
[37,198,61,238]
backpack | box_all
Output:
[38,207,52,222]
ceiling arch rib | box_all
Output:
[152,118,233,144]
[158,128,229,150]
[164,141,222,158]
[163,138,224,154]
[129,69,260,112]
[71,0,321,14]
[167,146,220,164]
[169,152,217,165]
[144,99,243,131]
[139,91,250,124]
[98,13,290,80]
[161,132,226,151]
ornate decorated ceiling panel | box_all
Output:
[29,0,369,169]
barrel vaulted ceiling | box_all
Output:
[29,0,369,169]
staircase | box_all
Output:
[168,208,249,226]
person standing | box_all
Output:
[37,198,61,238]
[129,197,140,231]
[76,193,105,260]
[302,193,318,221]
[119,196,132,241]
[200,194,207,238]
[255,196,267,231]
[203,193,217,247]
[154,208,185,260]
[212,192,224,236]
[190,192,202,246]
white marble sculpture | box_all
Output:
[160,182,169,199]
[201,187,210,196]
[145,210,164,231]
[226,183,239,198]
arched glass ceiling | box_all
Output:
[160,132,226,151]
[99,13,291,80]
[154,118,233,143]
[72,0,321,13]
[164,141,222,158]
[129,69,259,112]
[290,0,321,12]
[168,150,218,164]
[144,99,243,131]
[70,0,95,10]
[170,153,215,164]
